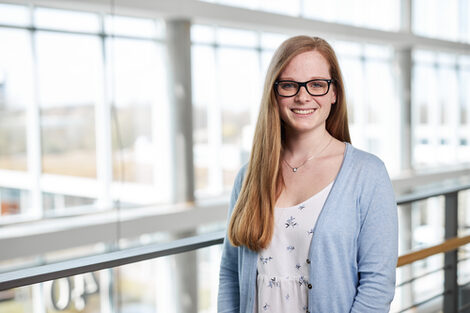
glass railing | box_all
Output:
[1,181,470,312]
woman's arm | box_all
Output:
[350,161,398,313]
[217,167,246,313]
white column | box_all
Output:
[395,48,412,171]
[398,0,413,171]
[166,19,195,203]
[208,46,224,195]
[397,0,414,309]
[166,19,198,313]
[174,245,198,313]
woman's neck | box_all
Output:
[283,128,331,161]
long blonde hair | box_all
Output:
[228,36,351,251]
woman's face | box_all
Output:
[276,50,336,136]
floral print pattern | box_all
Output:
[260,256,273,264]
[285,216,298,228]
[255,182,333,313]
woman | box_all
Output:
[218,36,398,313]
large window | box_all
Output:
[336,42,400,175]
[37,31,101,178]
[0,27,32,172]
[106,16,167,186]
[108,38,164,185]
[0,5,170,217]
[0,1,469,313]
[413,50,470,167]
[192,26,285,195]
[413,0,469,42]
[192,28,401,197]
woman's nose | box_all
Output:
[295,85,311,102]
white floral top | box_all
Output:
[254,181,333,313]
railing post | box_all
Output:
[444,192,459,313]
[399,202,414,306]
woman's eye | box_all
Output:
[280,83,296,89]
[309,81,326,88]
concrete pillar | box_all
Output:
[397,2,414,307]
[395,47,414,306]
[397,0,413,172]
[166,19,195,204]
[395,48,413,172]
[400,0,412,34]
[173,237,198,313]
[166,20,197,313]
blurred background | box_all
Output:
[0,0,470,312]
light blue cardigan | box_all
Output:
[218,143,398,313]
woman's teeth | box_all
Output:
[292,109,315,114]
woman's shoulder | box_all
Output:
[345,143,389,179]
[343,144,395,203]
[347,143,385,168]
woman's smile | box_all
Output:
[291,108,317,116]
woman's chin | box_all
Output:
[285,123,325,135]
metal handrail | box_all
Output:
[395,266,447,288]
[397,235,470,267]
[395,182,470,205]
[0,231,224,291]
[396,290,448,313]
[459,300,470,312]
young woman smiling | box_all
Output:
[218,35,398,313]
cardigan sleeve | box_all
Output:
[350,160,398,313]
[217,166,246,313]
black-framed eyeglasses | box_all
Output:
[274,79,334,97]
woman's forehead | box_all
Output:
[280,50,330,79]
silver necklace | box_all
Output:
[283,137,333,173]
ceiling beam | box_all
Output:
[4,0,470,53]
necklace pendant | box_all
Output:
[293,168,298,173]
